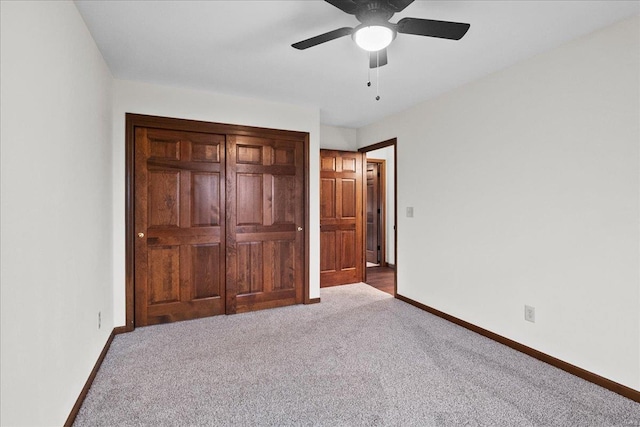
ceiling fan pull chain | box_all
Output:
[376,51,381,101]
[367,56,371,87]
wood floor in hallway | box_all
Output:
[364,266,395,295]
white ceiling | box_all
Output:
[74,1,639,128]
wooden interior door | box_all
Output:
[366,161,381,265]
[226,135,305,313]
[134,127,226,326]
[129,114,309,328]
[319,150,364,287]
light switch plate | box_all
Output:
[406,207,414,218]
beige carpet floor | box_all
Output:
[74,283,640,426]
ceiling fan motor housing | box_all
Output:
[355,1,395,25]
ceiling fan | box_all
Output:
[292,0,471,68]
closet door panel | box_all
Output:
[134,128,226,326]
[226,135,304,314]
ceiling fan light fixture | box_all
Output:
[353,25,395,52]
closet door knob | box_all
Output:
[297,226,303,231]
[138,232,145,238]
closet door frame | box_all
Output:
[124,113,310,331]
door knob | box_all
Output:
[138,232,145,238]
[297,226,303,231]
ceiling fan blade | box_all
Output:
[369,48,388,68]
[397,17,470,40]
[387,0,414,13]
[292,27,354,50]
[325,0,358,14]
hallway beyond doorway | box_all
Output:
[365,266,394,295]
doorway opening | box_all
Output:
[358,139,397,296]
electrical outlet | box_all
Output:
[406,207,414,218]
[524,305,535,323]
[98,311,101,329]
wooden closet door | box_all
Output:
[226,135,305,313]
[319,150,364,287]
[134,127,226,326]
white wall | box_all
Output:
[320,124,357,150]
[366,146,395,265]
[112,80,321,327]
[0,2,114,425]
[358,16,640,390]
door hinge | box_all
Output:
[377,245,381,250]
[377,208,381,214]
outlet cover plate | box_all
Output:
[524,305,535,323]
